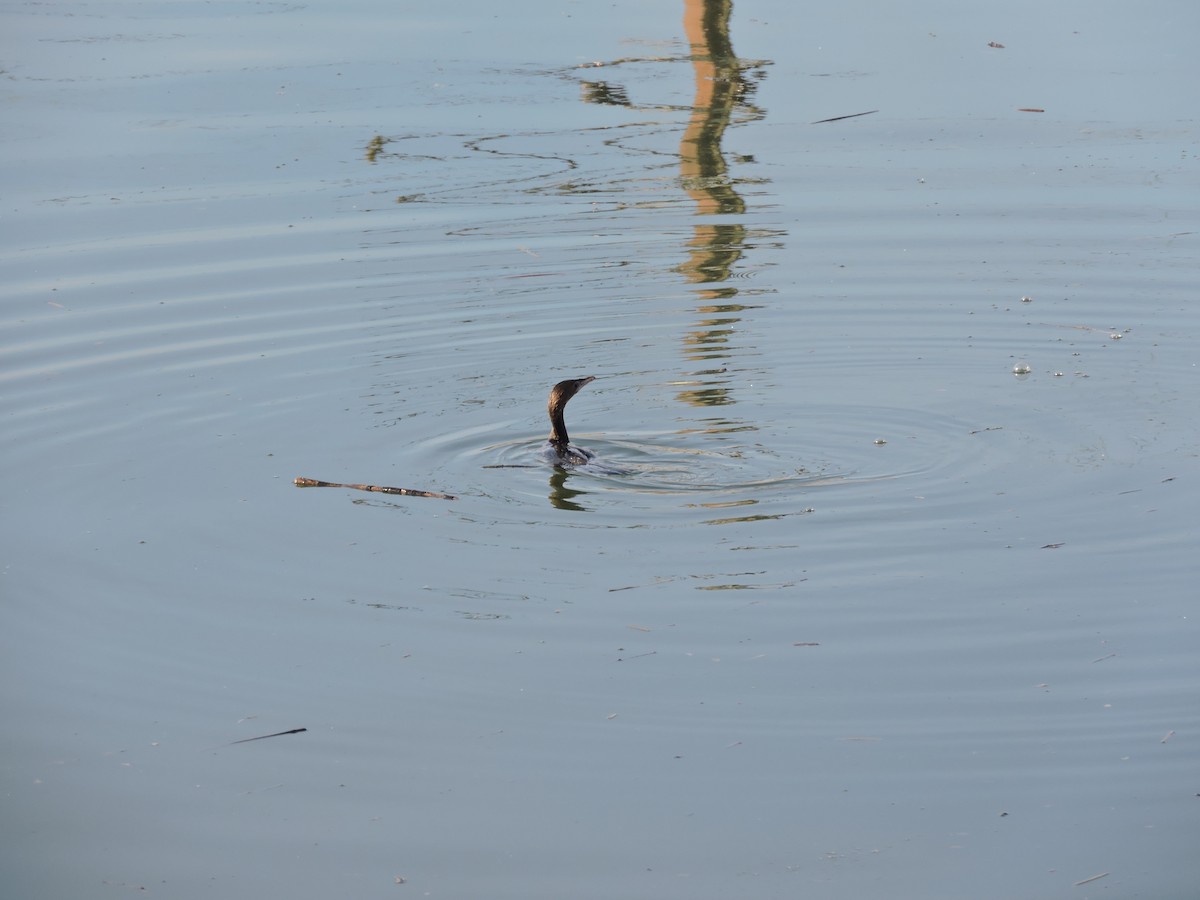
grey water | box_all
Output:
[2,1,1198,897]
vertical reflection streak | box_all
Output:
[676,0,770,415]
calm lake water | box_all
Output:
[2,1,1198,898]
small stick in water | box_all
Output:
[294,476,456,500]
[229,727,308,745]
[811,109,878,124]
[203,727,308,751]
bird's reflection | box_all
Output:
[547,467,589,511]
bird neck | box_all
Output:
[548,406,569,449]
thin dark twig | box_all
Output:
[229,728,308,745]
[811,109,878,124]
[294,477,456,500]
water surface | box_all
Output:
[2,1,1198,898]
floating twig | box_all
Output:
[1073,872,1108,886]
[230,727,307,745]
[294,476,456,500]
[811,109,878,124]
[203,727,308,752]
[617,650,657,662]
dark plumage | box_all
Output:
[546,376,596,464]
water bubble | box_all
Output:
[1012,362,1032,376]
